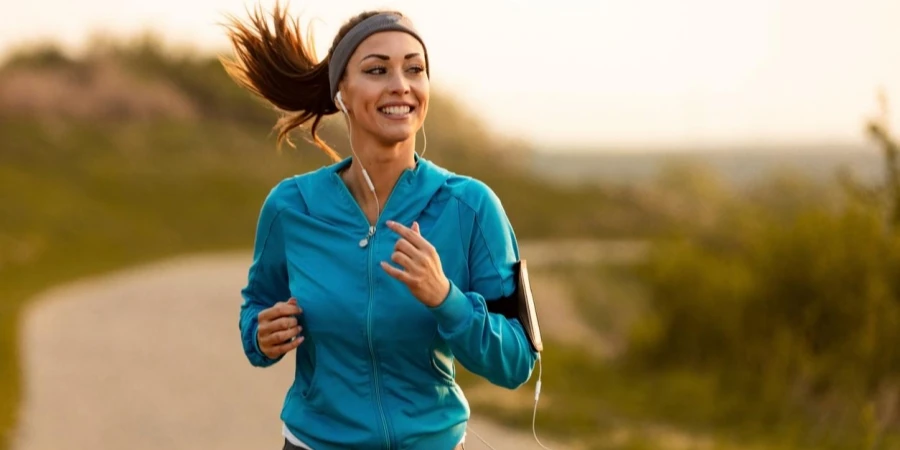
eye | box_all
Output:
[407,65,425,74]
[364,66,387,75]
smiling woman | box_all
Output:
[218,2,540,450]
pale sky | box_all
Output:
[2,0,900,151]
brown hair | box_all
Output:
[219,2,399,161]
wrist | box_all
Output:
[254,329,268,357]
[428,282,474,336]
[428,277,451,308]
[255,327,276,360]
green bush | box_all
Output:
[630,167,900,444]
[0,36,644,447]
[629,98,900,445]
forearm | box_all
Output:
[240,184,293,368]
[430,282,537,389]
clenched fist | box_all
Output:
[257,298,304,359]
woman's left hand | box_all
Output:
[381,220,451,308]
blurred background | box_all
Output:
[2,0,900,449]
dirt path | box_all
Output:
[520,239,639,359]
[11,253,570,450]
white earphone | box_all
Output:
[336,90,379,248]
[336,91,377,195]
[335,91,348,114]
[336,90,547,450]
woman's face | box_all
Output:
[339,31,429,147]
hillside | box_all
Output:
[5,34,900,450]
[0,37,638,446]
[532,144,884,187]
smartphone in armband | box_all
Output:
[486,260,543,353]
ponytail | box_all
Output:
[220,1,341,161]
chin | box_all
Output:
[377,126,418,145]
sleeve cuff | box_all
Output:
[429,282,474,335]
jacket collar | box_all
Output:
[306,153,452,230]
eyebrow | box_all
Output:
[360,53,423,63]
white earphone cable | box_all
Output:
[420,123,427,159]
[337,93,427,228]
[531,356,552,450]
[339,93,552,450]
[465,425,497,450]
[466,355,553,450]
[336,92,380,235]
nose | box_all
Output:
[386,70,410,95]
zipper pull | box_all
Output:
[358,225,376,248]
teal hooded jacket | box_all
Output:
[239,155,539,449]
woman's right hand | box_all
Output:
[257,297,304,359]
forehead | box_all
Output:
[351,31,425,60]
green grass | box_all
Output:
[4,117,896,449]
[458,335,900,450]
[10,38,895,450]
[4,118,895,450]
[455,262,900,450]
[0,119,319,447]
[0,117,621,448]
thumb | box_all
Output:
[287,297,297,305]
[412,221,420,234]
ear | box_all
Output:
[336,80,352,113]
[335,91,347,113]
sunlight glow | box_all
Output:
[2,0,898,149]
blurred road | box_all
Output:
[11,252,575,450]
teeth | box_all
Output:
[380,105,411,115]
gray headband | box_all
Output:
[327,12,430,100]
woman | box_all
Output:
[221,3,539,449]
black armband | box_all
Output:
[485,260,543,352]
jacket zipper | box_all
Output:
[336,170,407,450]
[366,230,391,450]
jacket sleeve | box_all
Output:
[239,186,292,368]
[428,183,538,389]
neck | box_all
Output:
[342,139,417,224]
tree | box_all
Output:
[865,88,900,228]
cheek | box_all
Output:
[414,88,429,117]
[345,83,379,111]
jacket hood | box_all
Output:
[239,152,538,449]
[296,154,453,230]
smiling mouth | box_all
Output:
[378,105,415,117]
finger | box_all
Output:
[381,261,414,284]
[394,238,422,261]
[390,251,415,271]
[258,299,300,322]
[274,326,302,345]
[387,220,430,250]
[258,299,302,322]
[257,301,284,321]
[270,336,304,356]
[275,316,299,331]
[275,300,302,316]
[412,221,420,234]
[259,315,298,334]
[259,316,297,334]
[261,325,302,346]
